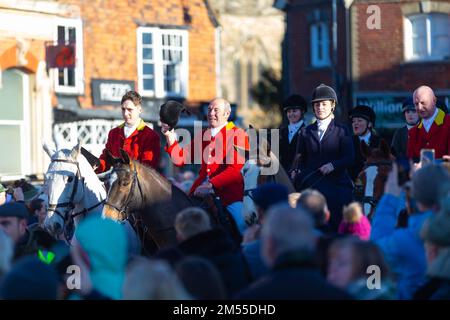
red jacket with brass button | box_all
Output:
[165,122,249,206]
[97,119,161,173]
[407,108,450,160]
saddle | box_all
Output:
[190,194,242,245]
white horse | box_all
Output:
[43,142,107,238]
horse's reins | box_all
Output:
[295,168,327,190]
[47,158,105,241]
[357,160,393,210]
[104,164,144,219]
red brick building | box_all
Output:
[0,0,219,179]
[276,0,450,133]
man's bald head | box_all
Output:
[413,86,437,120]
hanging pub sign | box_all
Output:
[91,79,135,106]
[45,44,76,69]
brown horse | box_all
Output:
[102,149,192,251]
[102,149,241,253]
[354,139,394,218]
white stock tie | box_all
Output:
[318,127,325,141]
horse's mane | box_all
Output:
[130,159,176,195]
[253,132,296,193]
[269,151,296,193]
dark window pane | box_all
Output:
[58,68,65,85]
[143,48,153,60]
[67,68,75,86]
[164,64,176,78]
[143,78,154,91]
[142,33,152,45]
[143,63,154,75]
[68,27,76,44]
[164,78,175,92]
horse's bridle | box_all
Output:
[357,160,393,211]
[104,165,144,221]
[47,158,105,241]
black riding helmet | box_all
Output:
[283,94,308,113]
[402,98,416,113]
[311,84,338,105]
[349,105,376,126]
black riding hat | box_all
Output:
[311,84,338,104]
[349,105,376,125]
[402,98,416,113]
[159,100,190,130]
[283,94,308,113]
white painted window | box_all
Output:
[137,27,189,98]
[310,22,331,67]
[54,18,84,94]
[0,69,30,178]
[405,13,450,61]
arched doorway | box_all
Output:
[0,68,31,178]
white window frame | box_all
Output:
[404,13,450,61]
[137,27,189,98]
[310,22,331,68]
[0,69,30,178]
[53,18,84,94]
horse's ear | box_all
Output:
[380,139,391,159]
[360,140,370,158]
[71,142,81,160]
[43,142,56,158]
[119,149,131,164]
[104,150,117,167]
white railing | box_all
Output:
[53,119,122,157]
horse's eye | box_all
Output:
[67,176,73,183]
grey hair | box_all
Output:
[261,203,316,258]
[123,257,191,300]
[412,164,450,208]
[223,100,231,114]
[175,207,211,240]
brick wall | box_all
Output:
[59,0,217,108]
[355,1,450,91]
[287,1,348,102]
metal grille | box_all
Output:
[53,120,122,157]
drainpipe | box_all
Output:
[332,0,338,103]
[344,0,355,114]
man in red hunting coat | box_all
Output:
[96,91,160,173]
[162,98,249,234]
[407,86,450,161]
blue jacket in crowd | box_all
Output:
[371,193,432,300]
